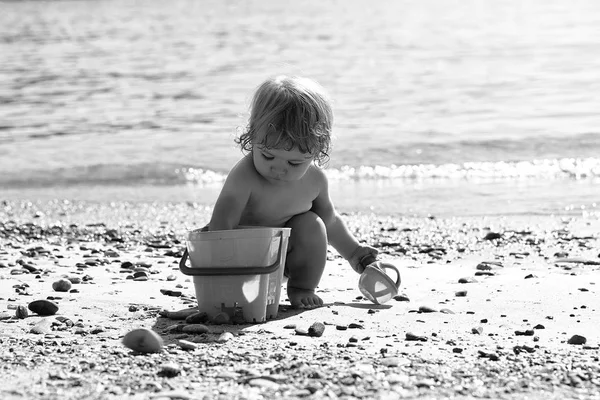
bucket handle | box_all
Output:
[179,231,286,276]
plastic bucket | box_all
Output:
[179,227,290,323]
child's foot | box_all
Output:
[287,286,323,309]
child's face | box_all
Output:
[252,144,314,184]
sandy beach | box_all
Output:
[1,199,600,400]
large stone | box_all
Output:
[28,300,59,316]
[122,328,164,353]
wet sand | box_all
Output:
[1,199,600,400]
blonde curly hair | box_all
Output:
[236,75,333,166]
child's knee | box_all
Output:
[287,211,326,241]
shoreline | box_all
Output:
[2,175,599,219]
[1,199,600,399]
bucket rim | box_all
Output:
[187,226,291,241]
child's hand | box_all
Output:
[347,245,379,274]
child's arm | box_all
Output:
[208,162,251,231]
[311,170,378,272]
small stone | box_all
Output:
[483,232,502,240]
[393,294,410,302]
[472,327,483,335]
[478,350,500,361]
[458,277,477,284]
[178,339,198,350]
[248,378,280,390]
[419,306,437,313]
[158,362,181,377]
[212,312,230,325]
[283,324,296,329]
[185,312,209,324]
[380,357,409,367]
[405,332,427,342]
[308,322,325,337]
[15,305,29,319]
[216,332,234,343]
[336,325,348,331]
[28,299,59,316]
[295,327,309,336]
[568,334,587,345]
[515,330,535,336]
[52,279,72,292]
[90,326,104,334]
[181,324,209,334]
[455,290,467,297]
[30,320,52,335]
[348,323,363,329]
[452,348,463,353]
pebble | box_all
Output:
[380,356,409,367]
[15,305,29,319]
[122,328,164,353]
[28,299,59,316]
[483,232,503,240]
[216,332,234,343]
[478,350,500,361]
[30,319,52,335]
[394,294,410,302]
[158,362,181,377]
[212,312,230,325]
[308,322,325,337]
[405,332,428,342]
[458,277,477,284]
[247,378,280,390]
[178,339,198,350]
[52,278,72,292]
[567,334,587,345]
[419,306,437,313]
[295,327,309,336]
[515,330,535,336]
[185,311,209,324]
[455,290,468,297]
[161,308,197,320]
[181,324,209,334]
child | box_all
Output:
[208,75,378,308]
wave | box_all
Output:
[1,157,600,189]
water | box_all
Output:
[1,0,600,217]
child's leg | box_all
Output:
[284,211,327,308]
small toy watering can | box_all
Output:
[358,254,401,305]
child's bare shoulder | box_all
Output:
[227,156,260,185]
[305,164,328,187]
